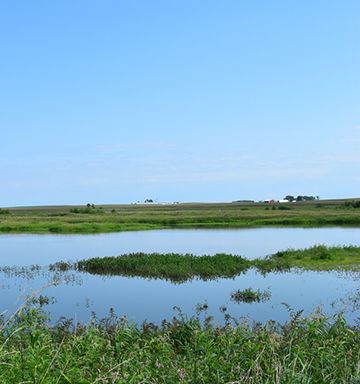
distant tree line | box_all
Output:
[284,195,319,202]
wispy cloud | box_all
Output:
[94,142,175,152]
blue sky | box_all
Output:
[1,1,359,206]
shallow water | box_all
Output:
[1,227,360,325]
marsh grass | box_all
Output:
[272,244,360,270]
[48,246,360,282]
[0,300,360,383]
[50,252,290,283]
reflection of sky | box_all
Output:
[1,227,360,265]
[0,268,358,326]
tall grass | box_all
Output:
[0,302,359,383]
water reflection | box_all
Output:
[1,227,360,325]
[0,262,360,326]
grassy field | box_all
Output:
[1,199,360,233]
[1,303,359,383]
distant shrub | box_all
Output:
[0,208,10,215]
[271,205,276,210]
[344,201,360,208]
[70,208,104,215]
[278,205,291,210]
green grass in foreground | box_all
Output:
[1,199,360,233]
[49,245,360,282]
[1,304,359,383]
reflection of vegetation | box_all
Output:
[1,303,360,382]
[29,294,57,307]
[2,199,360,233]
[231,287,271,303]
[0,265,83,286]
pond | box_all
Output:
[1,227,360,325]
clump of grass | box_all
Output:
[230,287,271,303]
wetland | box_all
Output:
[2,203,360,382]
[1,226,360,325]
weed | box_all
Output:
[230,287,271,303]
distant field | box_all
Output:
[1,199,360,233]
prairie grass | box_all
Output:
[1,199,360,233]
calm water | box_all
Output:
[1,227,360,325]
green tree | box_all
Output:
[284,195,295,201]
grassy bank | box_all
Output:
[271,244,360,270]
[49,246,360,282]
[1,304,359,383]
[1,199,360,233]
